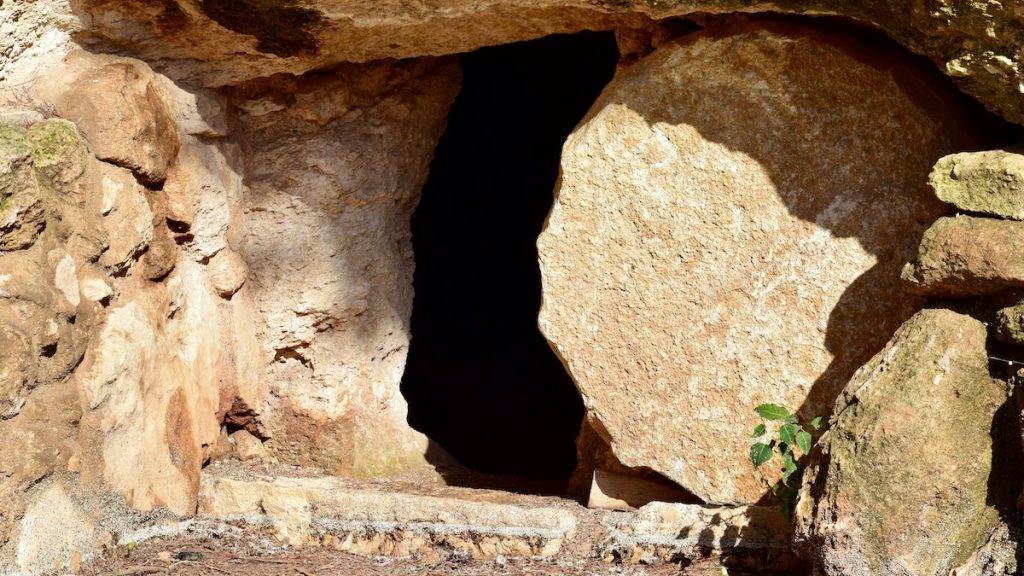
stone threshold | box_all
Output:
[195,463,796,568]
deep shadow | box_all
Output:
[401,32,620,481]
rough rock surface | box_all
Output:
[902,215,1024,296]
[539,23,975,505]
[794,309,1007,576]
[54,51,181,185]
[56,0,1024,126]
[229,59,460,477]
[931,149,1024,220]
[16,483,96,576]
[0,48,274,568]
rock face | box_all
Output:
[58,1,1024,126]
[228,59,460,477]
[538,23,975,504]
[794,309,1007,576]
[902,216,1024,296]
[931,149,1024,220]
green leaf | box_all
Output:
[796,430,812,455]
[751,423,766,438]
[784,414,798,424]
[810,416,824,430]
[781,451,798,485]
[755,403,790,421]
[779,423,799,445]
[749,442,773,467]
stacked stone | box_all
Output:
[793,149,1024,576]
[902,148,1024,301]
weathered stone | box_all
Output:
[16,483,96,576]
[794,309,1006,576]
[950,523,1020,576]
[539,23,972,504]
[58,0,1024,126]
[229,430,267,463]
[162,137,235,260]
[0,125,45,252]
[97,164,153,273]
[55,52,180,185]
[234,59,460,477]
[902,215,1024,296]
[26,119,89,191]
[142,228,177,281]
[931,149,1024,220]
[198,468,578,553]
[600,502,794,568]
[75,260,222,515]
[207,249,247,298]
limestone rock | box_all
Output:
[949,523,1020,576]
[61,1,1024,126]
[26,120,89,191]
[538,23,973,504]
[230,430,267,463]
[0,125,45,252]
[931,149,1024,220]
[97,164,153,273]
[55,52,180,185]
[75,260,222,515]
[162,137,235,260]
[208,249,247,299]
[902,216,1024,296]
[600,502,793,567]
[234,59,460,477]
[198,470,577,553]
[793,309,1006,576]
[16,483,96,576]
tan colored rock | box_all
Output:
[97,164,153,273]
[600,502,793,566]
[208,249,247,298]
[55,51,180,185]
[198,470,577,553]
[229,430,267,462]
[162,137,236,260]
[16,483,96,576]
[234,59,459,477]
[539,23,974,504]
[75,260,222,515]
[794,309,1007,576]
[63,0,1024,126]
[902,215,1024,296]
[930,148,1024,220]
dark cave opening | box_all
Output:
[401,32,620,482]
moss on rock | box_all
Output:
[795,309,1007,576]
[930,149,1024,220]
[27,120,89,190]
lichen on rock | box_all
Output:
[794,308,1008,576]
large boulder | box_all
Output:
[538,23,978,504]
[794,309,1008,576]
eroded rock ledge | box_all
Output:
[57,0,1024,125]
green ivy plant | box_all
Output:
[749,403,823,521]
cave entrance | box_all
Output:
[401,32,620,486]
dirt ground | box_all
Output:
[82,535,727,576]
